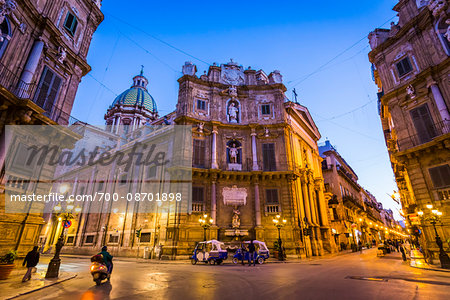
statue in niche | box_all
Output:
[232,207,240,229]
[229,143,238,163]
[228,102,239,123]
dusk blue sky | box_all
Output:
[72,0,401,218]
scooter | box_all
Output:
[90,254,109,285]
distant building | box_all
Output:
[369,0,449,261]
[0,0,103,254]
[319,140,400,250]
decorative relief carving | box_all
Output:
[222,185,247,206]
[220,59,244,86]
[428,0,447,16]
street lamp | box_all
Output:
[45,200,80,278]
[272,214,287,261]
[199,214,213,241]
[417,206,450,269]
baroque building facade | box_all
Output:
[0,0,103,254]
[41,60,337,259]
[369,0,450,262]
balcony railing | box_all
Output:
[0,61,36,99]
[437,188,450,201]
[0,61,83,126]
[397,120,450,152]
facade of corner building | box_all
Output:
[319,140,398,251]
[0,0,103,255]
[40,60,338,259]
[368,0,450,262]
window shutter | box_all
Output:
[262,143,276,171]
[410,104,437,144]
[44,75,62,112]
[35,68,53,108]
[429,165,450,188]
[193,139,205,167]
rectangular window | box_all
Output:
[34,67,62,113]
[140,232,151,243]
[85,235,94,244]
[193,139,206,168]
[66,236,74,244]
[396,57,413,77]
[147,165,157,178]
[197,99,206,111]
[429,165,450,188]
[97,181,104,191]
[262,143,276,171]
[192,186,204,212]
[109,234,119,243]
[261,104,271,115]
[64,12,78,36]
[410,104,437,144]
[265,189,279,204]
[119,174,127,185]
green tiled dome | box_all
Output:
[111,87,157,112]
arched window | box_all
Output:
[0,17,12,59]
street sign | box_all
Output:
[64,220,72,228]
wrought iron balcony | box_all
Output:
[0,60,36,99]
[397,120,450,152]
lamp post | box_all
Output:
[199,214,213,241]
[272,214,287,261]
[45,196,81,278]
[417,205,450,269]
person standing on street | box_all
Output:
[358,240,363,254]
[248,240,256,266]
[22,246,39,282]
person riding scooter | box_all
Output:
[98,246,113,276]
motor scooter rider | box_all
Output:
[98,246,113,276]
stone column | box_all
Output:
[301,175,312,225]
[211,180,217,225]
[317,186,329,226]
[76,168,97,247]
[251,131,259,171]
[211,127,218,169]
[18,39,44,98]
[428,82,450,128]
[308,180,318,226]
[254,181,261,226]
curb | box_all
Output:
[410,265,450,273]
[5,274,77,300]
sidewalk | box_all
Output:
[378,249,450,273]
[0,267,76,300]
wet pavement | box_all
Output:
[9,249,450,300]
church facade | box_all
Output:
[40,60,336,259]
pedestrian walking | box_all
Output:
[22,246,39,282]
[400,245,407,261]
[248,240,256,266]
[240,243,246,265]
[358,240,362,254]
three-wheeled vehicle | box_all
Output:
[232,240,270,264]
[191,240,228,265]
